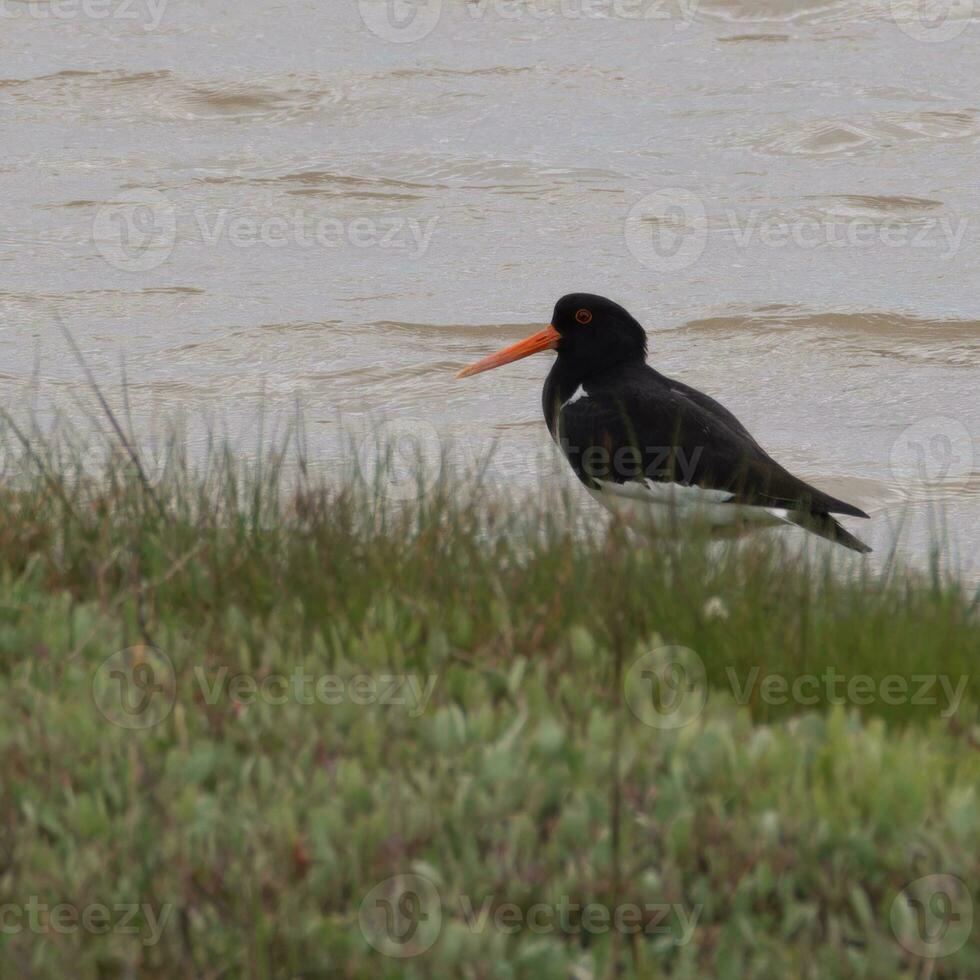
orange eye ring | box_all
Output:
[575,309,592,324]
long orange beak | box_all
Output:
[456,325,560,379]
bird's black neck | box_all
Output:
[542,362,568,436]
[542,354,647,436]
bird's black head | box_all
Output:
[550,293,648,378]
[456,293,647,381]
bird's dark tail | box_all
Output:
[787,511,872,554]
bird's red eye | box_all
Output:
[575,309,592,324]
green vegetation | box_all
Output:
[0,426,976,978]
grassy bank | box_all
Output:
[0,431,977,978]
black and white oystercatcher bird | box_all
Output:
[457,293,871,553]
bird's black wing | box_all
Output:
[665,377,763,451]
[557,366,868,518]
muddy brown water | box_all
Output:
[1,0,977,576]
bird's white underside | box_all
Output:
[588,479,790,531]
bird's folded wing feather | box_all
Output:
[557,383,867,518]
